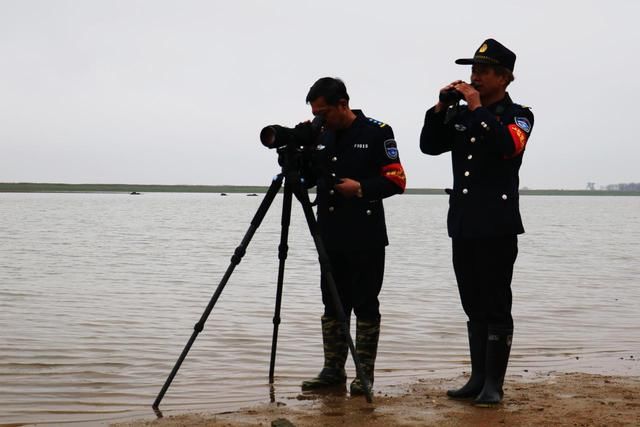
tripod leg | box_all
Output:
[293,185,374,403]
[153,174,284,411]
[269,181,293,384]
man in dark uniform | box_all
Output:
[301,77,406,395]
[420,39,533,405]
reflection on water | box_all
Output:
[1,193,639,425]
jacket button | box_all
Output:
[481,121,487,128]
[329,189,335,195]
[470,137,476,143]
[464,171,470,177]
[331,173,336,177]
[366,209,372,215]
[329,206,335,212]
[467,154,473,160]
[462,188,469,194]
[502,194,508,200]
[331,156,337,162]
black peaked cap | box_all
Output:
[455,38,516,71]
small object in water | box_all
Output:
[220,193,227,196]
[130,191,141,195]
[247,193,258,196]
[271,418,295,427]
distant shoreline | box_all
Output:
[0,183,639,196]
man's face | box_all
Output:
[470,64,508,98]
[310,96,349,130]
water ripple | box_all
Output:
[0,193,638,425]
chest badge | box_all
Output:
[454,124,467,132]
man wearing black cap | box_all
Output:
[420,39,534,406]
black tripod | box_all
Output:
[152,161,374,413]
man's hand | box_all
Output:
[453,82,481,111]
[334,178,362,198]
[435,80,465,112]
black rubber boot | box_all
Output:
[474,325,513,406]
[447,321,487,399]
[349,318,380,395]
[301,316,348,390]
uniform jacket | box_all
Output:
[420,94,534,239]
[315,110,406,250]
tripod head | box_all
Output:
[260,115,332,189]
[275,141,325,185]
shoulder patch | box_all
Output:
[384,139,398,159]
[368,117,387,128]
[514,117,531,133]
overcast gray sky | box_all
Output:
[1,0,638,189]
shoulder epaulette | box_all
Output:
[367,117,387,128]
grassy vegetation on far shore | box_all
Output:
[0,182,269,194]
[0,182,639,196]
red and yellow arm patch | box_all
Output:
[381,163,406,191]
[507,123,528,157]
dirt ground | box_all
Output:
[115,372,640,427]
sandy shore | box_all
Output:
[114,372,640,427]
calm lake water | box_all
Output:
[1,192,639,425]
